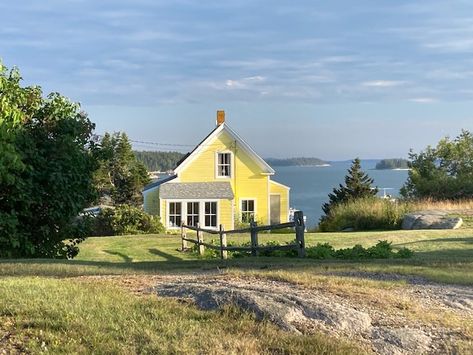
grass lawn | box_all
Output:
[1,229,473,353]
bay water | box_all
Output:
[273,160,409,228]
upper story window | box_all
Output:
[217,152,231,177]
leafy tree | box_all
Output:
[0,63,98,258]
[95,132,150,206]
[321,158,378,220]
[401,130,473,199]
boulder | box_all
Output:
[402,211,463,230]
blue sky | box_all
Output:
[2,0,473,159]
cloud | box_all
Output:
[408,97,437,103]
[362,80,406,87]
[225,76,266,89]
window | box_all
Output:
[169,202,181,227]
[241,199,255,223]
[217,152,231,177]
[205,202,217,227]
[187,202,200,226]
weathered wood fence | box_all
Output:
[181,211,305,259]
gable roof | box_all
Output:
[174,123,275,175]
[142,174,177,193]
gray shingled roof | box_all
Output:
[160,182,234,199]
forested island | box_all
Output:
[375,158,409,170]
[265,157,329,167]
[134,151,185,171]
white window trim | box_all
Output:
[203,201,219,228]
[166,199,220,230]
[215,151,234,179]
[168,201,183,229]
[239,198,257,223]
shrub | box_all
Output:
[306,243,335,259]
[191,239,412,260]
[87,205,164,236]
[318,197,411,232]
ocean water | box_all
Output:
[273,160,409,228]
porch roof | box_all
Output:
[160,181,234,200]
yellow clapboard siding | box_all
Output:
[270,180,290,223]
[178,130,270,225]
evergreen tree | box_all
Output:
[321,158,378,220]
[95,132,150,206]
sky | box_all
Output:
[2,0,473,160]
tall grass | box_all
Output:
[319,198,411,232]
[407,198,473,211]
[318,197,473,232]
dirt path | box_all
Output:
[153,273,473,355]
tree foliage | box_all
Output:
[95,133,150,206]
[401,130,473,200]
[0,63,98,258]
[134,151,185,172]
[321,158,378,221]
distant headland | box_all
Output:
[266,157,329,167]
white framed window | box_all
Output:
[204,202,217,227]
[169,202,182,227]
[241,199,255,223]
[186,202,200,227]
[217,152,231,177]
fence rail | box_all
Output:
[180,211,305,259]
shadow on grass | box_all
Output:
[103,250,133,263]
[397,236,473,246]
[1,248,473,282]
[148,248,182,261]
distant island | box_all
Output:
[375,158,409,170]
[266,157,329,167]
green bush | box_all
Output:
[306,243,335,259]
[191,239,412,260]
[87,205,164,236]
[318,197,411,232]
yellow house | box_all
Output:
[143,111,290,230]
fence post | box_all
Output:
[250,221,259,256]
[294,211,306,258]
[181,222,187,251]
[197,222,205,256]
[219,224,227,260]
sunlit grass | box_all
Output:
[0,277,365,354]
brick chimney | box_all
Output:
[216,110,225,126]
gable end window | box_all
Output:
[217,152,231,177]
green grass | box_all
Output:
[0,277,363,354]
[3,229,472,283]
[2,229,473,353]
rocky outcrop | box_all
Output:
[155,278,453,354]
[402,211,463,230]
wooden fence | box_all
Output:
[180,211,305,259]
